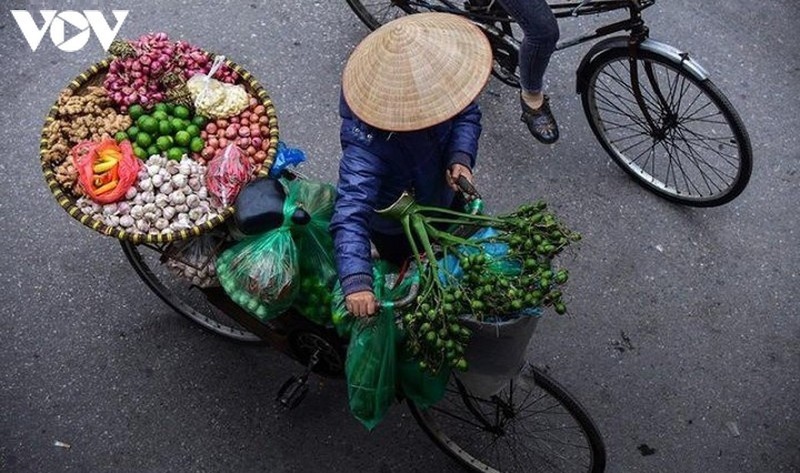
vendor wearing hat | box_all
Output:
[331,12,493,317]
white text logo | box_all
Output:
[11,10,129,52]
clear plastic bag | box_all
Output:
[205,144,253,207]
[164,232,225,288]
[187,55,249,119]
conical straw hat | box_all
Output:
[342,12,493,132]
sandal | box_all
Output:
[520,95,559,144]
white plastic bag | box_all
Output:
[187,55,249,119]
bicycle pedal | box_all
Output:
[276,375,309,409]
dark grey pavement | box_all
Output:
[1,1,798,472]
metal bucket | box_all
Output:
[457,313,541,398]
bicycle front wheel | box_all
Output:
[121,239,261,343]
[409,364,606,473]
[581,48,752,206]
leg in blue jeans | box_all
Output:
[495,0,559,93]
[494,0,561,143]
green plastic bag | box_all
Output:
[397,341,450,410]
[216,181,299,321]
[287,179,338,325]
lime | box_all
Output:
[126,126,139,140]
[189,136,204,153]
[128,104,145,121]
[133,145,148,160]
[158,120,173,136]
[173,105,191,119]
[136,132,153,148]
[174,131,191,147]
[156,135,173,151]
[147,144,160,157]
[140,117,158,134]
[153,102,168,112]
[185,124,200,138]
[152,110,169,122]
[166,147,184,161]
[170,118,187,132]
[191,115,207,127]
[114,131,128,143]
[165,102,176,114]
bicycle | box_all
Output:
[120,176,608,473]
[344,0,753,207]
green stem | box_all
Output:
[415,205,504,224]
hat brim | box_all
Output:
[342,12,493,132]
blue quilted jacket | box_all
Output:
[330,94,482,295]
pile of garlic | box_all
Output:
[76,155,223,236]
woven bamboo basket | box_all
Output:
[40,54,279,245]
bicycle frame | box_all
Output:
[405,0,654,50]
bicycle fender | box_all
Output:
[575,37,710,94]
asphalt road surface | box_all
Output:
[1,1,798,472]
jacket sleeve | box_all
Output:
[445,101,482,169]
[330,144,386,296]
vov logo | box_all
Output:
[11,10,129,52]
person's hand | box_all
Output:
[345,290,378,317]
[446,164,474,194]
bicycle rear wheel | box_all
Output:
[345,0,421,30]
[121,239,261,343]
[409,363,606,473]
[581,48,752,206]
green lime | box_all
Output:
[153,102,168,112]
[126,126,139,140]
[158,120,173,136]
[152,110,168,122]
[156,135,173,151]
[173,105,191,119]
[191,115,207,127]
[174,130,191,147]
[133,145,147,160]
[165,102,176,114]
[114,131,128,143]
[135,132,153,148]
[166,147,184,161]
[128,104,145,121]
[189,136,204,153]
[185,124,200,138]
[140,117,158,134]
[170,118,187,132]
[147,145,160,157]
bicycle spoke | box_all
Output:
[672,127,737,184]
[616,134,653,155]
[676,125,740,168]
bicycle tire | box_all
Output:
[581,48,752,206]
[344,0,420,30]
[409,364,606,473]
[120,240,262,343]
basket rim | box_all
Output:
[40,53,280,245]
